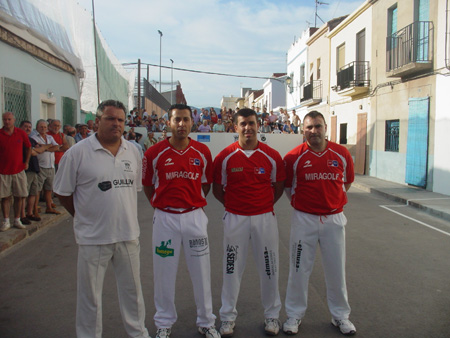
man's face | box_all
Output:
[20,122,32,135]
[87,120,94,129]
[169,109,192,140]
[96,106,125,143]
[218,119,222,125]
[303,116,327,148]
[235,115,258,143]
[2,113,15,129]
[37,121,48,135]
[80,126,88,135]
[49,120,61,133]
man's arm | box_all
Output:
[212,182,225,205]
[33,143,52,155]
[23,146,31,170]
[272,180,285,204]
[143,185,155,204]
[59,133,69,152]
[55,194,75,217]
[344,183,352,192]
[202,183,211,197]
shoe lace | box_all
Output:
[265,318,279,327]
[287,317,300,325]
[222,321,233,328]
[156,328,170,337]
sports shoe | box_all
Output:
[14,218,26,229]
[20,217,31,225]
[283,317,301,335]
[198,326,221,338]
[27,214,41,222]
[1,220,11,232]
[155,328,171,338]
[332,318,356,335]
[220,321,235,337]
[264,318,280,336]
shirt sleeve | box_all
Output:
[142,149,154,187]
[53,149,77,196]
[203,146,213,184]
[212,152,224,184]
[283,151,295,188]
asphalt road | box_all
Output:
[0,186,449,338]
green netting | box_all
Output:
[84,111,95,122]
[62,96,77,126]
[95,29,129,110]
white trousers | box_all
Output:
[76,240,149,338]
[220,212,281,321]
[152,208,216,329]
[285,210,351,320]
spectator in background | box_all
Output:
[31,120,61,215]
[212,119,225,133]
[210,109,218,125]
[128,131,144,158]
[0,112,31,231]
[86,120,94,134]
[259,120,272,133]
[283,121,294,134]
[64,125,77,148]
[151,110,158,122]
[158,130,167,142]
[225,121,235,133]
[158,118,166,132]
[192,109,201,125]
[144,131,157,150]
[19,120,52,224]
[47,119,69,172]
[198,120,211,133]
[291,110,300,134]
[268,110,278,127]
[75,124,90,142]
[272,124,282,134]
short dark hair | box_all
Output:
[233,108,257,123]
[19,120,32,128]
[96,100,127,118]
[168,104,193,119]
[304,110,326,124]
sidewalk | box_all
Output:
[352,174,450,222]
[1,175,449,255]
[0,201,68,254]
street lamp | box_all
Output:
[158,30,163,92]
[170,59,174,105]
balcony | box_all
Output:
[300,80,322,107]
[386,21,434,78]
[335,61,370,97]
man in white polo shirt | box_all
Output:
[54,100,150,338]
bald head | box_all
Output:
[2,112,16,130]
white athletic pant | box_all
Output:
[76,240,149,338]
[220,212,281,321]
[152,208,216,329]
[285,210,351,320]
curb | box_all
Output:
[0,208,68,254]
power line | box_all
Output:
[121,62,274,81]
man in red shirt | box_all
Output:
[282,110,356,336]
[213,108,285,337]
[142,104,220,338]
[0,112,31,231]
[47,119,69,171]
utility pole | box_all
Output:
[170,59,174,105]
[158,30,163,92]
[137,58,141,113]
[91,0,100,105]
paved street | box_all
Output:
[0,186,449,338]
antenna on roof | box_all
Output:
[314,0,328,27]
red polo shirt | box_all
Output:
[47,130,65,164]
[0,127,31,175]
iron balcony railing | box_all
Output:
[337,61,370,91]
[386,21,434,72]
[300,80,322,103]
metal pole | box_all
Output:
[158,30,163,92]
[137,58,141,113]
[92,0,100,105]
[170,59,174,105]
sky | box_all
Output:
[76,0,365,108]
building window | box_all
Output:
[2,77,31,126]
[317,58,321,79]
[310,63,314,81]
[300,64,305,86]
[62,97,77,126]
[385,119,400,152]
[339,123,347,144]
[337,43,346,72]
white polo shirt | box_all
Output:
[31,133,59,168]
[54,134,142,245]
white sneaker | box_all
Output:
[14,218,26,229]
[332,318,356,335]
[1,220,11,232]
[155,328,171,338]
[198,326,221,338]
[283,317,301,335]
[220,321,235,337]
[264,318,280,336]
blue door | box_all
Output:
[405,97,429,187]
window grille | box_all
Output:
[385,119,400,152]
[2,77,31,126]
